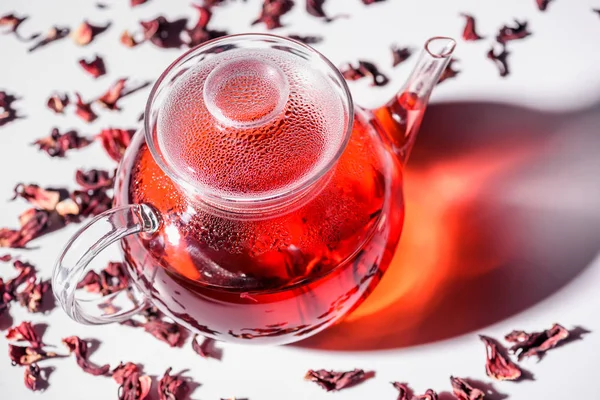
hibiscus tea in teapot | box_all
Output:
[54,34,456,345]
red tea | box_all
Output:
[115,48,405,344]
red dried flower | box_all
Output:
[0,254,11,262]
[12,183,62,211]
[74,93,98,122]
[479,335,522,381]
[79,55,106,78]
[304,369,370,391]
[191,334,221,360]
[158,367,187,400]
[496,20,531,44]
[120,30,140,47]
[131,0,149,6]
[0,208,65,249]
[76,270,102,293]
[0,90,20,127]
[288,34,323,44]
[70,189,113,218]
[536,0,552,11]
[252,0,294,29]
[24,364,44,391]
[487,44,510,77]
[505,323,570,360]
[461,14,484,41]
[6,321,42,348]
[143,320,184,347]
[96,128,135,162]
[140,16,187,48]
[72,21,110,46]
[184,5,226,48]
[9,344,57,366]
[340,61,389,86]
[62,336,110,376]
[450,377,485,400]
[417,389,438,400]
[306,0,334,22]
[47,93,69,114]
[0,13,27,35]
[391,45,412,67]
[33,128,92,157]
[75,169,114,190]
[362,0,385,4]
[96,78,127,110]
[28,26,70,52]
[438,59,460,84]
[391,382,412,400]
[113,362,152,400]
[16,277,50,313]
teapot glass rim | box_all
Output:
[143,33,355,214]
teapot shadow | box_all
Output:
[296,100,600,351]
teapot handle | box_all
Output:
[52,204,160,325]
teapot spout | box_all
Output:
[373,37,456,164]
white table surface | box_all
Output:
[1,0,599,398]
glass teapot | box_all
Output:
[53,34,455,345]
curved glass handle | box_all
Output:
[52,204,160,325]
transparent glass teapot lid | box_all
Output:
[145,34,353,210]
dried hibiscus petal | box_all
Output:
[144,320,183,347]
[391,382,412,400]
[438,59,460,84]
[340,61,389,86]
[120,30,140,47]
[28,26,70,52]
[96,128,135,162]
[505,323,570,360]
[140,16,187,49]
[75,169,114,190]
[450,377,484,400]
[479,335,522,381]
[417,389,438,400]
[0,90,20,127]
[113,362,152,400]
[158,367,187,400]
[74,93,98,122]
[192,334,221,360]
[461,14,483,41]
[487,45,510,77]
[9,344,57,366]
[16,277,50,313]
[252,0,294,29]
[391,45,412,67]
[70,189,113,218]
[536,0,552,11]
[76,270,101,293]
[24,363,45,391]
[0,254,11,262]
[131,0,149,6]
[304,368,370,391]
[288,34,323,44]
[6,321,42,348]
[79,55,106,78]
[12,184,62,211]
[306,0,336,22]
[0,13,27,35]
[72,21,111,46]
[0,208,65,249]
[33,128,92,157]
[183,5,226,48]
[496,20,531,44]
[62,336,110,376]
[96,78,127,110]
[47,93,69,114]
[362,0,385,4]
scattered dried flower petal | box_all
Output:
[158,367,187,400]
[288,34,323,44]
[252,0,294,29]
[74,93,98,122]
[12,184,61,211]
[120,30,140,47]
[183,5,226,48]
[113,362,152,400]
[75,169,114,190]
[0,13,27,35]
[132,0,149,6]
[479,335,522,381]
[9,344,57,366]
[438,59,460,84]
[33,128,92,157]
[24,364,44,391]
[391,45,412,67]
[192,334,221,359]
[144,320,183,347]
[140,16,187,48]
[505,323,570,360]
[62,336,110,376]
[72,21,110,45]
[0,90,20,127]
[47,93,69,114]
[496,20,531,44]
[0,208,65,249]
[536,0,552,11]
[96,128,135,162]
[304,369,369,391]
[16,277,50,313]
[340,61,389,86]
[6,321,42,348]
[70,189,113,218]
[0,254,11,262]
[391,382,412,400]
[28,26,70,52]
[487,44,510,77]
[79,55,106,78]
[306,0,335,22]
[461,14,484,41]
[450,377,485,400]
[96,78,127,110]
[362,0,385,4]
[417,389,438,400]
